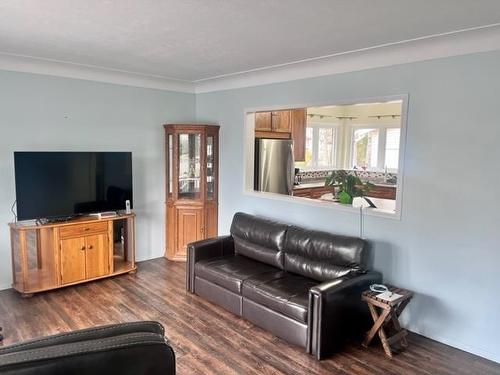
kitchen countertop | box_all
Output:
[293,181,397,189]
[319,193,396,213]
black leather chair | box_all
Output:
[0,321,175,374]
[187,212,382,359]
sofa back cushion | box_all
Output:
[284,226,366,281]
[230,212,288,269]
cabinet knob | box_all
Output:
[88,245,93,250]
[83,228,90,231]
[80,245,86,250]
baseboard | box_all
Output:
[0,283,11,291]
[410,327,500,364]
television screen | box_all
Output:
[14,152,133,221]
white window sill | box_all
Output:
[244,190,401,220]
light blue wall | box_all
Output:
[1,51,499,363]
[195,51,500,363]
[0,71,196,289]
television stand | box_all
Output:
[9,213,136,296]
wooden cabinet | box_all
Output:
[293,185,333,199]
[367,185,397,200]
[291,108,307,161]
[9,214,136,296]
[255,109,307,161]
[84,234,109,279]
[164,124,219,262]
[271,111,291,132]
[60,237,86,284]
[255,110,291,135]
[60,234,109,284]
[176,207,203,259]
[255,112,272,131]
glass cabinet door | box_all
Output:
[206,135,214,200]
[178,133,201,200]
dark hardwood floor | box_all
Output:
[0,258,498,375]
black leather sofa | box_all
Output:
[187,212,382,359]
[0,321,175,374]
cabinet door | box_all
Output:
[291,108,307,161]
[272,110,291,133]
[176,207,203,259]
[60,237,86,284]
[255,112,272,131]
[85,234,110,279]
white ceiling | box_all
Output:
[1,0,500,87]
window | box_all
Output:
[385,128,400,170]
[352,128,379,170]
[350,126,400,172]
[296,124,338,169]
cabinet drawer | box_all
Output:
[59,222,108,239]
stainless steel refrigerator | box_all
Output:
[254,138,294,195]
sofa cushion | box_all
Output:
[230,212,288,269]
[284,226,367,281]
[195,255,279,294]
[242,273,318,323]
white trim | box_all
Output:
[0,52,195,93]
[0,25,500,94]
[244,189,400,220]
[243,94,409,220]
[195,24,500,93]
[1,25,500,94]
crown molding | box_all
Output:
[1,24,500,94]
[195,24,500,93]
[0,52,195,93]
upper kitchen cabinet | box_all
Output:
[255,112,272,131]
[271,110,291,132]
[255,110,291,134]
[254,109,307,161]
[291,108,307,161]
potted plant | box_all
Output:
[324,170,374,204]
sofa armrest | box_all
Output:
[0,322,175,375]
[307,271,382,359]
[186,235,235,293]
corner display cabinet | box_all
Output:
[164,124,219,261]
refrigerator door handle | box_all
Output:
[286,142,294,195]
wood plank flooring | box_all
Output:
[0,258,499,375]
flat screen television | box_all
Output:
[14,152,133,221]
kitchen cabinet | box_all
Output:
[291,108,307,161]
[293,185,333,199]
[255,109,307,161]
[367,185,396,200]
[255,112,272,131]
[255,110,290,135]
[271,111,291,132]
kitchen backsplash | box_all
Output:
[297,169,397,185]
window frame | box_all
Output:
[242,94,409,220]
[348,123,401,173]
[299,122,341,170]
